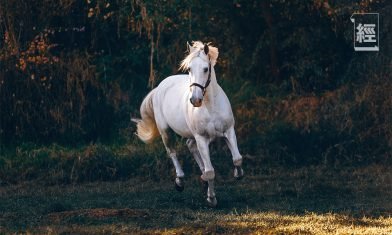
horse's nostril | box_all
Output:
[190,97,202,107]
[195,99,202,107]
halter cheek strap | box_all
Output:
[189,62,212,96]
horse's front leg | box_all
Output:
[194,135,217,207]
[224,127,244,180]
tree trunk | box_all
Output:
[261,0,280,83]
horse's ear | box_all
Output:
[204,44,209,55]
[187,41,194,53]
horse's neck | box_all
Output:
[203,68,219,109]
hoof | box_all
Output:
[207,196,217,207]
[175,177,184,192]
[234,166,244,180]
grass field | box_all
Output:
[1,164,391,234]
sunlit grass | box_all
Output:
[146,212,392,235]
[218,212,392,234]
[13,211,392,234]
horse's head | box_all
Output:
[187,43,210,107]
[180,41,219,107]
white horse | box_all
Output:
[133,41,244,207]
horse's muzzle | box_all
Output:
[190,97,202,107]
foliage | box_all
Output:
[0,0,391,164]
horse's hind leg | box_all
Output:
[160,129,185,191]
[186,139,205,174]
[224,127,244,180]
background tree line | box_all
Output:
[0,0,391,167]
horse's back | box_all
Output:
[156,74,188,89]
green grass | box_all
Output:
[1,164,391,234]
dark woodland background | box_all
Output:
[0,0,391,183]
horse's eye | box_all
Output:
[203,67,208,73]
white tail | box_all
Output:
[132,90,159,143]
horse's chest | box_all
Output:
[196,114,231,137]
[207,121,227,137]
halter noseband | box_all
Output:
[189,61,212,96]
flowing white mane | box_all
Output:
[179,41,219,71]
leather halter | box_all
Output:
[189,61,212,96]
